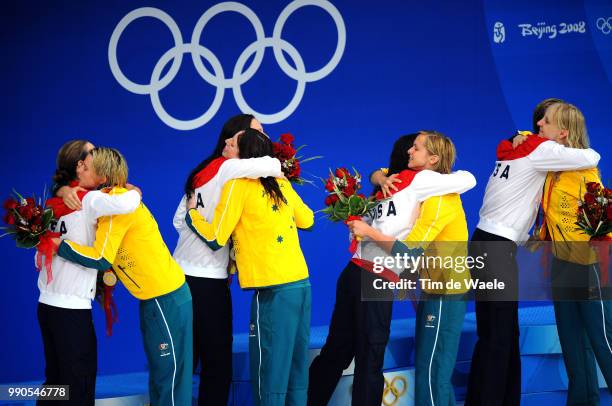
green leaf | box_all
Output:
[298,178,316,186]
[42,208,54,226]
[12,189,25,203]
[348,195,365,215]
[16,235,38,249]
[300,156,323,164]
[319,206,333,215]
[333,202,350,220]
[581,211,592,229]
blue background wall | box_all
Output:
[1,0,610,382]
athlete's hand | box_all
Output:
[187,195,196,209]
[57,185,87,210]
[512,134,529,149]
[126,183,142,197]
[347,219,373,239]
[379,173,401,198]
[51,237,61,255]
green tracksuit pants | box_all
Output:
[415,293,466,406]
[249,278,311,406]
[139,282,193,406]
[552,257,612,406]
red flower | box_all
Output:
[324,194,339,206]
[26,197,35,207]
[585,193,596,206]
[593,207,603,221]
[18,205,33,221]
[325,179,334,192]
[586,182,601,194]
[3,212,15,225]
[336,168,349,178]
[343,185,355,197]
[608,205,612,222]
[280,133,294,145]
[604,188,612,199]
[32,214,43,226]
[288,160,301,179]
[282,144,296,158]
[3,198,18,210]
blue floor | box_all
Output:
[2,305,609,405]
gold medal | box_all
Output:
[103,270,117,287]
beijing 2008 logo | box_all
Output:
[493,21,505,44]
[108,1,346,130]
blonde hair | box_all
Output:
[549,102,589,149]
[419,131,456,174]
[91,147,128,187]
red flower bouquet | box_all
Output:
[273,133,321,185]
[576,181,612,237]
[1,190,58,282]
[321,168,377,253]
[576,181,612,283]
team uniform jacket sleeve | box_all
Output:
[217,157,282,185]
[391,195,453,256]
[83,190,141,218]
[528,142,600,171]
[58,213,133,271]
[410,170,476,202]
[185,179,245,251]
[173,195,187,232]
[283,182,314,230]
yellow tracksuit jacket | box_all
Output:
[58,187,184,300]
[542,168,607,265]
[185,178,313,289]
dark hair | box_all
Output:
[373,133,418,195]
[532,98,564,133]
[53,140,91,192]
[388,133,419,176]
[237,128,285,206]
[184,113,256,197]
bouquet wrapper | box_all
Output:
[35,231,61,285]
[351,258,400,283]
[100,270,119,336]
[591,236,612,286]
[345,215,362,254]
[104,283,119,336]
